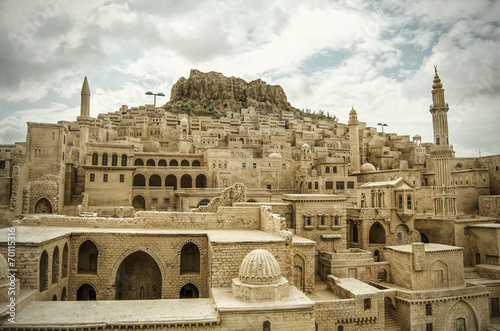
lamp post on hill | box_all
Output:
[377,123,388,133]
[145,91,165,108]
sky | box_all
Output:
[0,0,499,157]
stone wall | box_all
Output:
[479,195,500,217]
[195,183,246,213]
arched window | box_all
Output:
[181,174,192,188]
[39,250,49,291]
[195,174,207,188]
[134,159,144,166]
[180,283,199,298]
[165,175,177,190]
[112,154,118,166]
[133,174,146,186]
[52,246,59,284]
[149,174,161,187]
[181,160,190,167]
[121,154,127,166]
[170,160,178,166]
[92,153,98,165]
[192,160,201,167]
[369,222,386,244]
[325,166,330,173]
[158,159,167,167]
[197,199,210,208]
[78,241,98,274]
[263,321,271,331]
[102,153,108,166]
[180,242,200,274]
[77,284,96,300]
[146,159,155,167]
[333,166,337,173]
[62,243,68,278]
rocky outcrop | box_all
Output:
[169,69,293,113]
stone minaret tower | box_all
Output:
[80,76,90,117]
[348,107,360,173]
[429,67,457,216]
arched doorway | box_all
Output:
[180,243,200,274]
[35,198,52,213]
[78,241,98,274]
[77,284,96,300]
[180,174,192,188]
[180,283,199,298]
[195,174,207,188]
[115,251,162,300]
[350,223,359,243]
[132,195,146,210]
[39,250,49,291]
[165,175,177,190]
[369,222,386,244]
[133,174,146,186]
[293,254,305,292]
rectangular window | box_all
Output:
[152,197,158,203]
[253,163,257,169]
[120,174,125,183]
[398,194,403,209]
[0,160,5,169]
[103,174,108,182]
[305,216,312,226]
[425,303,432,316]
[90,173,95,182]
[242,163,246,169]
[326,181,333,189]
[407,194,412,209]
[334,216,339,226]
[308,182,312,189]
[315,182,318,189]
[426,323,433,331]
[347,181,354,189]
[491,298,499,317]
[336,181,345,190]
[320,216,325,226]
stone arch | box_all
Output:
[74,282,98,300]
[34,198,53,214]
[61,287,67,301]
[52,246,60,284]
[158,159,167,167]
[134,158,144,166]
[350,223,359,243]
[369,222,386,244]
[395,223,410,242]
[293,254,305,292]
[180,242,200,275]
[177,279,203,298]
[263,321,271,331]
[181,160,190,167]
[62,243,69,278]
[165,174,177,190]
[78,240,98,274]
[421,233,430,243]
[132,195,146,210]
[109,246,166,299]
[181,174,192,188]
[146,159,155,167]
[192,160,201,167]
[149,174,161,187]
[39,250,49,291]
[133,174,146,186]
[169,159,178,167]
[445,300,478,331]
[115,251,162,300]
[195,174,207,188]
[52,294,57,301]
[431,259,449,288]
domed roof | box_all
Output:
[239,249,281,285]
[301,143,310,149]
[349,106,357,114]
[180,117,188,124]
[269,152,282,159]
[360,163,376,173]
[0,253,8,280]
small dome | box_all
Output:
[360,163,376,173]
[269,152,282,159]
[0,253,8,280]
[301,143,310,149]
[432,68,443,89]
[239,249,281,285]
[349,106,357,114]
[180,117,188,124]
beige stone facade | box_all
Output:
[0,69,498,330]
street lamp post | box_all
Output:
[377,123,388,133]
[145,91,165,108]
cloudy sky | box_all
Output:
[0,0,499,156]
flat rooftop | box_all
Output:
[4,299,219,327]
[385,243,463,253]
[0,226,286,244]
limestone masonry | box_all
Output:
[0,69,499,330]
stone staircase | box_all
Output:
[384,311,401,331]
[464,267,483,280]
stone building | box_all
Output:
[0,69,499,330]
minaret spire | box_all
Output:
[348,106,360,173]
[80,76,90,117]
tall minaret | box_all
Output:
[429,67,457,216]
[348,107,360,173]
[80,76,90,117]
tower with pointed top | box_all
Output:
[429,68,457,216]
[348,107,360,173]
[80,76,90,117]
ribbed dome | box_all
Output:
[239,249,281,285]
[269,152,282,159]
[360,163,376,173]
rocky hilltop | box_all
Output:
[168,69,295,114]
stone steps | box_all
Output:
[385,311,401,331]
